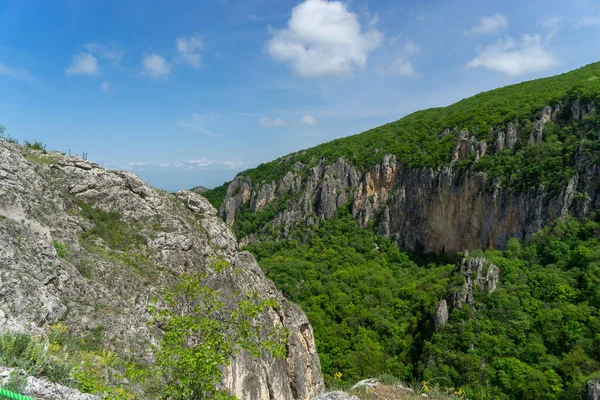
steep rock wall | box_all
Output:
[0,139,323,399]
[221,104,599,253]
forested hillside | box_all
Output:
[248,209,600,399]
[209,62,600,190]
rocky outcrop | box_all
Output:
[435,256,498,330]
[451,255,499,309]
[434,299,449,332]
[220,102,599,253]
[311,391,359,400]
[589,379,600,400]
[0,139,323,399]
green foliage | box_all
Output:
[52,241,68,259]
[247,214,454,386]
[0,324,159,399]
[202,181,230,211]
[232,62,600,186]
[23,140,46,152]
[75,200,146,251]
[149,262,287,400]
[248,214,600,399]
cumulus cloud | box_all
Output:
[466,34,557,76]
[84,41,124,65]
[259,114,318,128]
[378,57,417,77]
[266,0,383,78]
[298,114,317,126]
[0,62,34,82]
[176,33,204,69]
[100,81,111,93]
[466,14,508,35]
[142,54,172,78]
[65,53,99,76]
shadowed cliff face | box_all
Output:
[220,103,599,253]
[0,139,323,399]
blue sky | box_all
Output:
[1,0,599,191]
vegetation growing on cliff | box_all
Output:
[247,212,600,399]
[204,62,600,210]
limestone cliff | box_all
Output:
[0,139,323,399]
[220,102,599,253]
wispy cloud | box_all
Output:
[259,116,287,128]
[176,33,204,69]
[84,41,125,65]
[266,0,383,78]
[540,16,563,40]
[100,81,111,93]
[466,14,508,35]
[258,114,318,128]
[108,159,254,172]
[378,57,418,77]
[0,62,35,82]
[176,113,223,136]
[65,53,99,76]
[466,34,557,76]
[576,13,600,27]
[378,38,420,77]
[142,54,172,78]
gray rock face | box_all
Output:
[572,99,596,120]
[311,391,359,400]
[452,256,499,309]
[589,379,600,400]
[0,139,323,399]
[434,299,449,331]
[220,105,600,254]
[0,367,98,399]
[505,123,518,150]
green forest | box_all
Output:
[247,212,600,399]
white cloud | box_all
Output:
[466,34,557,76]
[0,62,34,82]
[142,54,172,78]
[266,0,383,78]
[378,57,417,77]
[259,117,287,128]
[114,159,254,172]
[576,14,600,27]
[65,53,99,76]
[299,114,317,126]
[84,41,124,65]
[466,14,508,35]
[100,81,111,93]
[176,33,204,69]
[259,114,318,128]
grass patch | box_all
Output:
[75,199,146,251]
[24,153,62,165]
